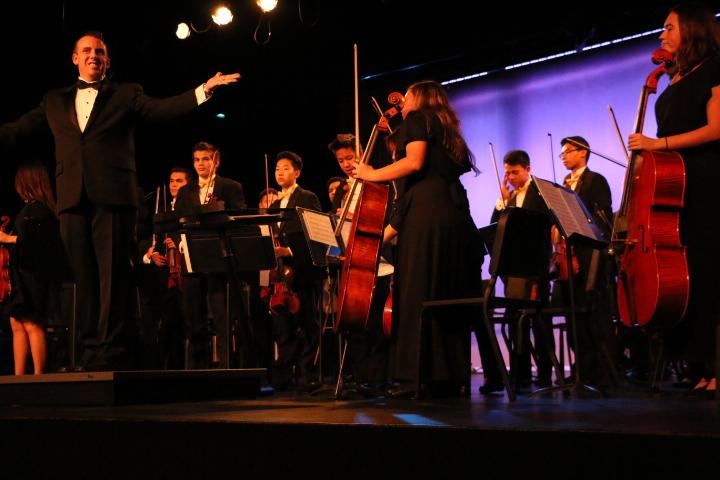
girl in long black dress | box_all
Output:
[0,163,63,374]
[628,3,720,393]
[354,80,498,397]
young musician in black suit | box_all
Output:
[0,32,240,370]
[268,151,323,390]
[554,136,619,389]
[490,150,553,390]
[175,142,246,368]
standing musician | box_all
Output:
[628,3,720,393]
[327,134,360,213]
[0,31,240,371]
[267,151,323,390]
[0,163,67,374]
[327,134,392,391]
[353,80,489,398]
[138,167,193,369]
[175,142,246,368]
[490,150,553,390]
[555,137,619,389]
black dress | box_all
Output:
[389,109,484,389]
[4,201,66,325]
[655,56,720,367]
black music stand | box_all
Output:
[294,207,351,397]
[532,176,609,397]
[171,205,280,369]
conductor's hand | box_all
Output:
[204,72,241,95]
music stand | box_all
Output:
[176,206,280,369]
[294,207,353,397]
[532,176,609,397]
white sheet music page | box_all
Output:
[300,209,339,247]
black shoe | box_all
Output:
[479,381,505,395]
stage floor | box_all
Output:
[1,374,719,478]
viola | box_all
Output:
[0,216,10,303]
[613,49,689,328]
[550,225,580,281]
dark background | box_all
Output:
[0,0,704,213]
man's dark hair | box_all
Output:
[192,141,221,162]
[561,136,591,163]
[276,150,303,171]
[170,166,195,183]
[326,176,344,189]
[328,134,356,153]
[503,150,531,168]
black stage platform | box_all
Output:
[1,375,718,479]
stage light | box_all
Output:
[216,113,226,119]
[176,22,191,40]
[212,5,234,26]
[257,0,278,13]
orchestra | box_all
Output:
[2,4,719,402]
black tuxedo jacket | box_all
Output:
[0,82,199,213]
[563,168,613,239]
[270,186,322,289]
[490,180,548,224]
[174,175,246,213]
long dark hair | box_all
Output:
[406,80,478,175]
[671,2,720,75]
[14,162,57,214]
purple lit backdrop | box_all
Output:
[449,37,667,368]
[452,37,664,268]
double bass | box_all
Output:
[614,49,689,328]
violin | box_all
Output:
[0,216,11,303]
[263,228,301,315]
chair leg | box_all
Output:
[483,305,515,400]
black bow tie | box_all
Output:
[77,79,101,90]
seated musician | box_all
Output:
[138,167,193,369]
[490,150,554,390]
[175,141,246,369]
[267,151,323,390]
[554,136,619,390]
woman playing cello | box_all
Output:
[354,80,499,397]
[628,3,720,393]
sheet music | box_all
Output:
[533,177,600,241]
[300,209,339,247]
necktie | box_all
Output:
[77,79,100,90]
[507,190,518,207]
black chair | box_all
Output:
[415,207,564,400]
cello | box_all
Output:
[614,49,689,328]
[333,93,404,332]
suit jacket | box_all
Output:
[270,186,322,289]
[564,168,613,239]
[490,179,548,224]
[0,82,199,213]
[174,175,246,213]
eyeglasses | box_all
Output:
[558,148,581,158]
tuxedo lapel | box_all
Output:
[64,87,81,133]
